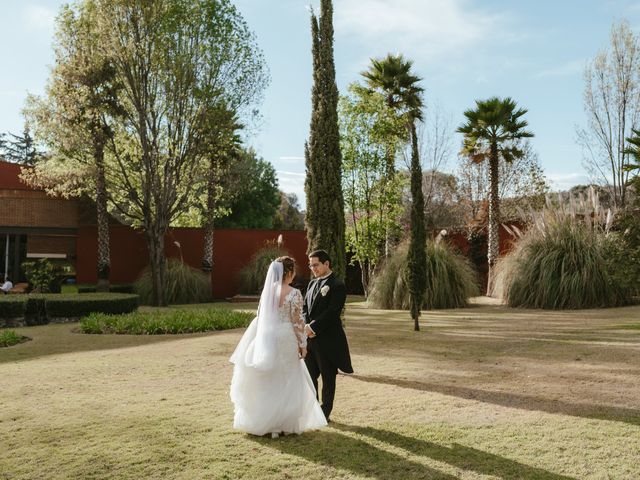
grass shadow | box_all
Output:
[251,429,458,479]
[331,422,577,480]
[353,374,640,426]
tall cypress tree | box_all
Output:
[407,120,426,331]
[305,0,346,279]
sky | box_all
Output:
[3,0,640,208]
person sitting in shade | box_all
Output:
[0,277,13,294]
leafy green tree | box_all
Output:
[339,82,404,296]
[361,54,419,257]
[216,149,280,229]
[305,0,346,279]
[91,0,268,306]
[458,97,533,295]
[199,103,244,272]
[273,192,305,230]
[23,2,124,292]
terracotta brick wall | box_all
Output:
[0,190,79,228]
[27,235,76,257]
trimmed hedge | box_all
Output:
[46,294,139,318]
[0,293,139,323]
[0,296,27,319]
[25,296,48,325]
[78,284,135,294]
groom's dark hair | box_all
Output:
[309,249,331,266]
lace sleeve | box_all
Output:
[289,289,307,349]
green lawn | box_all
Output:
[61,284,79,294]
[1,299,639,479]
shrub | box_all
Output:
[25,296,48,325]
[22,259,57,293]
[493,191,636,308]
[0,293,139,323]
[368,241,479,310]
[134,259,211,305]
[612,210,640,295]
[78,284,135,294]
[0,296,27,319]
[0,330,25,348]
[45,293,139,318]
[80,308,253,335]
[238,243,289,294]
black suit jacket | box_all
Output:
[303,273,353,373]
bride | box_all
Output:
[229,256,327,437]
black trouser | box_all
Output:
[305,340,337,420]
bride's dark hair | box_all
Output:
[276,256,295,277]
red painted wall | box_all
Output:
[442,223,523,289]
[443,223,522,256]
[76,226,309,299]
[0,160,31,190]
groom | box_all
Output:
[303,249,353,422]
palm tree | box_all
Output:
[362,53,426,331]
[623,128,640,181]
[201,104,243,275]
[361,53,422,176]
[457,97,533,295]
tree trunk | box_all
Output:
[95,138,110,293]
[146,227,167,307]
[383,142,395,258]
[201,156,216,301]
[487,142,501,296]
[202,224,214,272]
[201,156,216,274]
[360,258,371,299]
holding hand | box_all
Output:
[299,346,307,359]
[304,324,316,338]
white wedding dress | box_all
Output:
[230,273,327,436]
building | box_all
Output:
[0,160,86,282]
[0,159,309,298]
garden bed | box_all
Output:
[0,330,30,348]
[80,308,253,335]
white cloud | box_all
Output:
[547,172,591,191]
[24,5,56,33]
[278,156,305,163]
[335,0,510,60]
[535,59,585,79]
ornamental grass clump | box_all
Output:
[0,330,25,347]
[492,189,636,309]
[135,259,212,305]
[368,239,479,310]
[238,243,289,294]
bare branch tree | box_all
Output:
[577,20,640,208]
